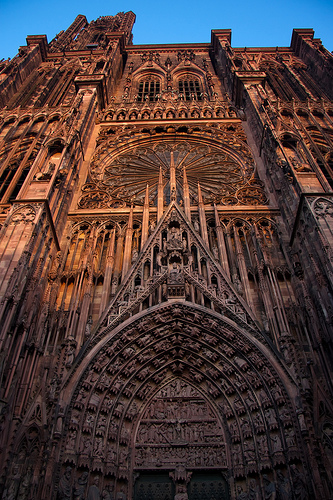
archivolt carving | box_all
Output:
[59,304,303,498]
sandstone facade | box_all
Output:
[0,12,332,500]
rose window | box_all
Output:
[79,138,266,209]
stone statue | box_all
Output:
[149,220,156,234]
[169,262,182,283]
[174,485,188,500]
[85,316,93,336]
[115,487,127,500]
[102,485,113,500]
[87,476,101,500]
[17,466,32,500]
[3,465,20,500]
[131,249,139,263]
[276,469,292,500]
[73,471,89,499]
[236,485,248,500]
[248,478,260,500]
[156,251,164,268]
[66,345,75,367]
[290,465,308,499]
[58,467,72,500]
[263,475,276,500]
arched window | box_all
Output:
[178,77,202,101]
[137,77,160,102]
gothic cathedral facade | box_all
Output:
[0,12,333,500]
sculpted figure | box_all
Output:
[236,485,248,500]
[265,408,278,427]
[285,428,296,448]
[258,389,270,406]
[149,220,156,234]
[243,440,256,462]
[102,486,113,500]
[58,467,72,500]
[263,475,276,500]
[66,346,75,367]
[290,465,308,500]
[4,465,20,500]
[66,430,77,451]
[245,391,257,410]
[271,434,283,453]
[85,316,93,336]
[169,262,182,283]
[256,435,269,458]
[174,485,188,500]
[94,437,104,457]
[49,375,59,399]
[276,469,292,500]
[230,420,240,440]
[232,444,243,465]
[17,466,32,500]
[240,417,251,437]
[248,478,260,500]
[74,472,89,500]
[87,476,101,500]
[156,251,164,268]
[81,436,93,456]
[116,487,127,500]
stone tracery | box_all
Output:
[79,130,268,209]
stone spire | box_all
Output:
[197,182,209,246]
[214,203,230,278]
[157,166,164,221]
[122,204,134,278]
[170,152,176,201]
[183,166,191,221]
[141,184,150,249]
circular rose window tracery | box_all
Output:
[79,138,266,209]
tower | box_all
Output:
[0,13,333,500]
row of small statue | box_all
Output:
[236,468,308,500]
[57,468,125,500]
[56,466,309,500]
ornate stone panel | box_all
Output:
[134,380,226,470]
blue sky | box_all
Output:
[1,0,333,60]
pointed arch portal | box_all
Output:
[60,301,302,499]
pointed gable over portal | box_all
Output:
[95,200,260,341]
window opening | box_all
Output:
[137,79,160,102]
[0,166,17,200]
[178,78,202,101]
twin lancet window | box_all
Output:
[137,77,202,102]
